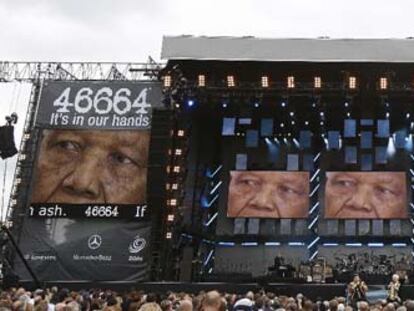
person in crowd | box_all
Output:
[227,171,309,218]
[325,172,407,219]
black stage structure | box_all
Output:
[2,37,414,299]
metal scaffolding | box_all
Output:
[0,60,164,82]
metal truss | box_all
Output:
[0,60,164,82]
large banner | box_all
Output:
[324,171,408,219]
[227,171,309,218]
[15,81,161,281]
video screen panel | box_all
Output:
[324,171,408,219]
[15,81,161,282]
[227,171,309,218]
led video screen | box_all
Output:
[324,172,408,219]
[227,171,309,218]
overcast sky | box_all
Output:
[1,0,414,62]
[0,0,413,217]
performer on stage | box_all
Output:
[348,274,368,307]
[387,274,401,303]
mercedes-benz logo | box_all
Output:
[88,234,102,250]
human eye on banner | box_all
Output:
[324,171,408,219]
[227,171,310,219]
[29,81,161,219]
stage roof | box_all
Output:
[161,36,414,63]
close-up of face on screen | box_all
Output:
[324,171,407,219]
[31,129,150,204]
[227,171,309,218]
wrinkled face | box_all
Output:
[32,129,150,204]
[227,171,309,218]
[325,172,407,219]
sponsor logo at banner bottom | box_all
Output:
[88,234,102,250]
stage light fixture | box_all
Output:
[287,76,295,88]
[172,183,178,190]
[175,149,182,155]
[407,113,411,119]
[281,101,287,107]
[290,112,294,117]
[173,166,181,173]
[349,76,357,89]
[320,112,324,117]
[347,112,351,117]
[386,112,390,118]
[261,76,269,88]
[177,129,185,137]
[222,103,227,108]
[170,199,177,206]
[163,75,172,87]
[198,74,206,87]
[254,102,259,108]
[280,123,284,128]
[166,183,170,190]
[291,121,295,125]
[227,75,235,87]
[344,102,349,107]
[187,99,195,107]
[380,77,388,90]
[167,214,175,222]
[314,76,322,88]
[320,121,324,126]
[305,121,309,125]
[166,232,172,239]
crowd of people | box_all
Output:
[0,286,414,311]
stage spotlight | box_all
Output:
[314,76,322,88]
[380,77,388,90]
[312,102,316,108]
[174,149,182,155]
[305,121,309,125]
[280,123,285,128]
[290,111,295,117]
[166,232,172,239]
[281,101,286,107]
[167,214,175,222]
[177,129,185,137]
[387,137,396,156]
[291,121,295,125]
[320,112,324,117]
[173,166,181,173]
[227,75,235,87]
[407,113,410,119]
[386,112,390,118]
[198,74,206,87]
[187,99,195,107]
[320,121,324,126]
[261,76,269,88]
[163,75,172,87]
[287,76,295,88]
[349,76,357,89]
[254,102,259,108]
[347,112,351,117]
[344,102,349,107]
